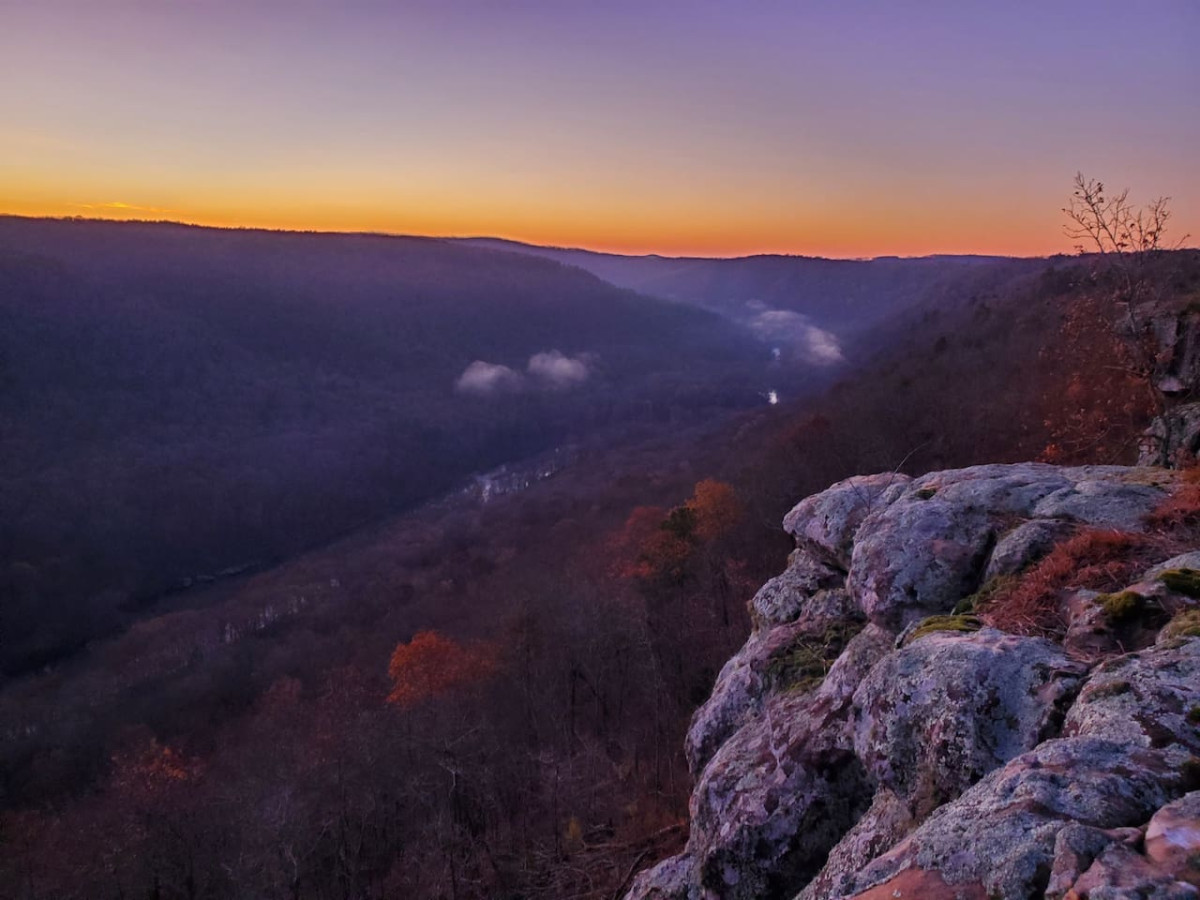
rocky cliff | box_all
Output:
[625,463,1200,900]
[1139,304,1200,468]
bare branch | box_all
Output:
[1061,172,1183,423]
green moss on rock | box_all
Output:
[1162,609,1200,640]
[1098,591,1146,625]
[1090,680,1133,700]
[765,619,864,693]
[902,614,984,647]
[1159,568,1200,598]
[765,646,826,693]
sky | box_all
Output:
[2,1,1197,258]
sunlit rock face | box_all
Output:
[625,463,1200,900]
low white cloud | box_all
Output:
[528,350,591,388]
[455,350,595,396]
[455,360,524,395]
[801,326,844,365]
[749,310,844,366]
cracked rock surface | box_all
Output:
[624,464,1200,900]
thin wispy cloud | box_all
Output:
[72,201,176,214]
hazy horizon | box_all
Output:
[0,212,1063,262]
[3,1,1197,258]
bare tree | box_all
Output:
[1062,174,1190,415]
[1064,172,1175,260]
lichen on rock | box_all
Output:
[853,628,1086,820]
[623,464,1200,900]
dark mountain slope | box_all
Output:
[0,216,769,675]
[454,236,1043,336]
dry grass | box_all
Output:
[981,528,1163,638]
[1146,469,1200,529]
[983,470,1200,640]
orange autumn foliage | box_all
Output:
[1146,468,1200,529]
[386,630,498,708]
[605,505,670,578]
[686,478,745,542]
[1147,485,1200,529]
[610,480,745,584]
[629,529,693,583]
[1036,293,1153,464]
[109,736,204,800]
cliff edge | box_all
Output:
[626,463,1200,900]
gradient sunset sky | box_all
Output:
[3,1,1197,257]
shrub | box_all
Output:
[386,630,498,707]
[1146,484,1200,530]
[981,529,1157,637]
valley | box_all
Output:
[5,218,1195,898]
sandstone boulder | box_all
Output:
[1062,638,1200,754]
[749,549,847,629]
[984,518,1076,581]
[1139,401,1200,468]
[625,465,1199,900]
[847,497,993,629]
[686,590,859,774]
[1030,472,1164,532]
[783,473,910,570]
[835,737,1189,899]
[649,626,893,900]
[830,639,1200,899]
[1145,791,1200,881]
[796,788,914,900]
[852,628,1086,818]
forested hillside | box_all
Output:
[0,217,770,676]
[455,237,1049,337]
[4,238,1196,899]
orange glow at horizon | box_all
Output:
[2,3,1195,262]
[0,190,1110,261]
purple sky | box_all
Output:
[2,0,1197,256]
